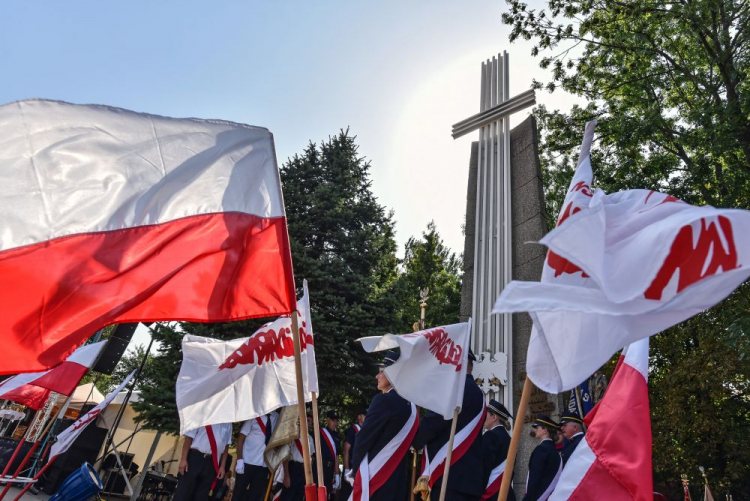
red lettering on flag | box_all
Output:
[547,201,590,278]
[423,328,464,372]
[571,181,593,198]
[644,216,740,300]
[72,409,101,431]
[218,319,314,370]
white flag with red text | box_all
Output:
[494,122,750,393]
[358,321,471,419]
[50,370,136,459]
[176,281,318,434]
[550,338,652,500]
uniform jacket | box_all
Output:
[523,439,562,501]
[482,425,515,501]
[412,374,485,497]
[351,388,412,500]
[561,432,584,466]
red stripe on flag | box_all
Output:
[0,212,296,375]
[29,362,89,396]
[0,386,51,410]
[569,362,652,500]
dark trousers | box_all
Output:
[232,464,269,501]
[280,462,305,501]
[175,449,216,501]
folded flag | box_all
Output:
[0,99,296,375]
[176,281,318,434]
[550,338,652,500]
[50,370,136,459]
[358,320,471,419]
[0,341,106,409]
[494,121,750,393]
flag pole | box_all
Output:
[497,376,533,501]
[438,407,460,501]
[310,393,326,501]
[290,311,316,501]
[10,455,58,501]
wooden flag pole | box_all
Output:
[497,376,533,501]
[290,311,316,501]
[310,392,326,501]
[438,407,460,501]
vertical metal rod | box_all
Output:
[471,61,486,356]
[487,56,497,356]
[495,53,504,360]
[502,51,514,413]
[476,60,491,356]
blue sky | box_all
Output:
[0,1,579,349]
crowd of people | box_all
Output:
[173,350,585,501]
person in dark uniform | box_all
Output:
[523,415,562,501]
[481,399,515,501]
[558,412,585,467]
[175,424,232,501]
[318,410,342,500]
[412,350,484,501]
[350,351,415,501]
[340,408,366,500]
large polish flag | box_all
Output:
[176,280,318,434]
[358,321,471,420]
[50,370,136,460]
[0,341,105,410]
[494,121,750,393]
[550,338,652,500]
[0,100,296,375]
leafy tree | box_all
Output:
[132,130,400,433]
[392,221,462,332]
[501,0,750,495]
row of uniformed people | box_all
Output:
[350,350,587,501]
[174,349,586,501]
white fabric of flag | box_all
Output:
[358,320,471,419]
[176,281,318,434]
[50,370,136,459]
[494,121,750,393]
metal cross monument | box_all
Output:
[452,52,535,410]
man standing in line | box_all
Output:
[481,399,515,501]
[412,351,485,501]
[523,415,562,501]
[558,412,585,467]
[234,411,279,501]
[350,351,417,500]
[319,410,342,500]
[175,423,233,501]
[340,409,366,500]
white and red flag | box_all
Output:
[494,121,750,393]
[176,281,318,434]
[550,338,652,500]
[50,370,136,459]
[358,320,471,420]
[0,100,296,375]
[0,341,105,409]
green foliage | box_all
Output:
[280,130,401,414]
[391,221,462,331]
[502,0,750,495]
